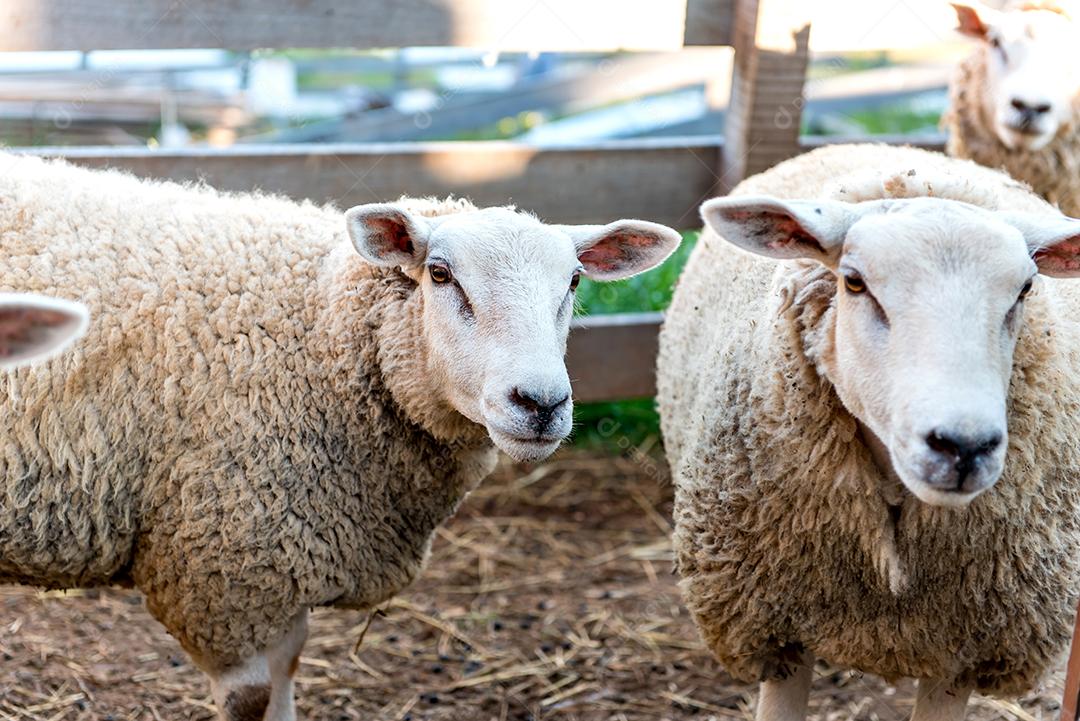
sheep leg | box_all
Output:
[911,679,971,721]
[755,653,814,721]
[209,611,309,721]
[265,611,309,721]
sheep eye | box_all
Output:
[569,271,582,291]
[989,35,1008,60]
[1018,278,1033,302]
[843,274,867,294]
[429,264,453,284]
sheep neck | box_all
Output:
[316,243,492,452]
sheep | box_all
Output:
[0,294,87,369]
[657,143,1080,721]
[0,152,681,721]
[944,0,1080,216]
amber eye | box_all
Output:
[569,271,582,291]
[843,274,867,294]
[429,264,453,284]
[1018,278,1034,302]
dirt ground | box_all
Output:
[0,449,1067,720]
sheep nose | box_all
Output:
[509,388,569,426]
[1011,98,1052,125]
[925,429,1003,487]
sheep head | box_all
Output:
[702,194,1080,507]
[952,1,1080,151]
[0,294,88,370]
[346,202,680,463]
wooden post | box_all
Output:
[1062,603,1080,721]
[721,0,811,190]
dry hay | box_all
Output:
[0,448,1066,720]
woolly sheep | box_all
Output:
[944,0,1080,215]
[658,143,1080,721]
[0,153,680,721]
[0,294,87,369]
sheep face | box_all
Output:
[0,294,88,370]
[701,195,1080,507]
[953,2,1080,152]
[346,203,679,462]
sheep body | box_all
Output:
[0,153,497,672]
[658,143,1080,695]
[944,4,1080,216]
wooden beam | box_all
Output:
[1062,604,1080,721]
[568,313,663,402]
[1,0,732,52]
[11,138,721,228]
[721,0,811,189]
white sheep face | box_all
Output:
[0,293,88,370]
[346,203,680,463]
[702,195,1080,507]
[954,2,1080,151]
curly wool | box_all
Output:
[658,144,1080,696]
[0,154,499,672]
[944,16,1080,216]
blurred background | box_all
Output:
[0,2,961,148]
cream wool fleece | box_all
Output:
[658,144,1080,695]
[0,154,498,672]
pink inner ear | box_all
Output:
[579,244,626,272]
[0,308,69,359]
[371,216,414,255]
[724,210,824,255]
[579,231,653,272]
[764,217,808,251]
[953,4,989,37]
[1035,237,1080,274]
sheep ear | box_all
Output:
[345,203,432,268]
[951,2,999,39]
[700,196,861,267]
[0,294,88,369]
[1000,212,1080,278]
[558,220,681,281]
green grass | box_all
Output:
[570,230,698,451]
[840,105,942,135]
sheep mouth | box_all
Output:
[1004,123,1045,137]
[999,123,1057,151]
[486,427,565,463]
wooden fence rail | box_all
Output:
[10,139,723,228]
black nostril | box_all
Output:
[1012,98,1052,115]
[926,429,1003,464]
[509,388,540,413]
[509,389,569,418]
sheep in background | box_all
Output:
[944,0,1080,215]
[658,143,1080,721]
[0,294,86,369]
[0,153,680,721]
